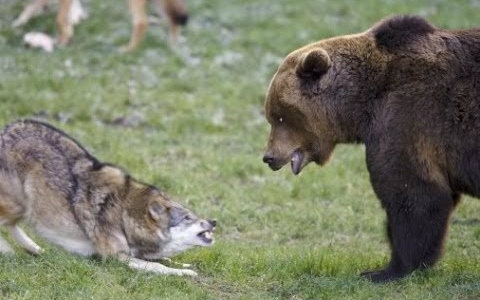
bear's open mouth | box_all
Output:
[291,149,304,175]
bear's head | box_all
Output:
[262,31,381,175]
[262,15,438,175]
[263,47,338,175]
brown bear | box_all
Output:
[262,15,480,282]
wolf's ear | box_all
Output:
[93,165,126,186]
[296,48,331,79]
[148,201,167,221]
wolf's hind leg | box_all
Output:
[9,225,43,255]
[0,235,14,254]
[0,199,24,254]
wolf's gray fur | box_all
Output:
[0,119,215,276]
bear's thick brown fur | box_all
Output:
[262,15,480,282]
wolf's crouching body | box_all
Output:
[0,119,215,276]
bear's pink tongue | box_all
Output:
[291,150,303,175]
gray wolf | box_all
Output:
[0,119,215,276]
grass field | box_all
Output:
[1,0,480,299]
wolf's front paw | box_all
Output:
[180,269,198,277]
[27,245,44,256]
[161,257,192,268]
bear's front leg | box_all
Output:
[363,173,455,282]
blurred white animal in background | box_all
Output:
[23,31,55,52]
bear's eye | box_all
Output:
[278,117,284,123]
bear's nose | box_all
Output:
[263,153,275,164]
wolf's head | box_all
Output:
[98,168,216,259]
[155,203,216,258]
[90,164,216,259]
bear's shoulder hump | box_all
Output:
[371,15,436,51]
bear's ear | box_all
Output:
[296,48,331,79]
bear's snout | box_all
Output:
[262,153,274,164]
[262,153,283,171]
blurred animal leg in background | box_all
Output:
[153,0,189,44]
[69,0,88,25]
[121,0,148,52]
[56,0,74,45]
[13,0,49,27]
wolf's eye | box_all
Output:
[184,215,192,221]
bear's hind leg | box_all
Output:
[362,185,454,282]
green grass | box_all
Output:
[1,0,480,299]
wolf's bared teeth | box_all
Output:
[198,230,213,243]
